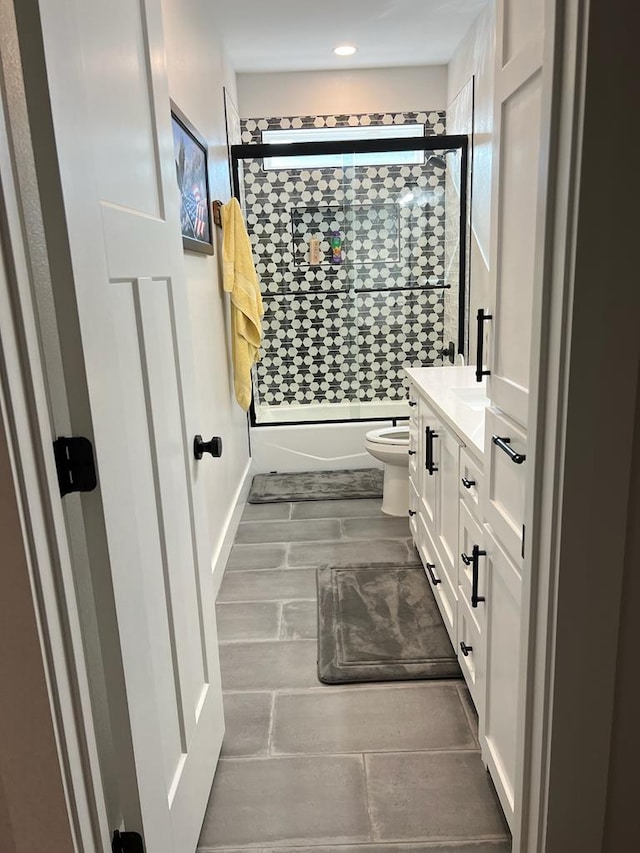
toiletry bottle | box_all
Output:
[309,236,321,265]
[330,230,342,264]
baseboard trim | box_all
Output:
[211,458,253,598]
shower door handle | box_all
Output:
[475,308,492,382]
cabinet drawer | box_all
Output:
[459,447,483,523]
[416,513,457,647]
[458,500,487,635]
[458,592,485,718]
[484,406,527,566]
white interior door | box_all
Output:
[485,0,546,428]
[34,1,224,850]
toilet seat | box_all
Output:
[365,426,410,446]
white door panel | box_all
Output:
[482,525,523,829]
[37,0,224,849]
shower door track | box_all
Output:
[230,133,469,428]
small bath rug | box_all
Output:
[317,563,461,684]
[248,468,383,504]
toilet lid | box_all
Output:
[366,426,410,446]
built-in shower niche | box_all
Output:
[291,203,401,269]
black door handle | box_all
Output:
[471,544,486,608]
[425,562,441,586]
[425,426,438,475]
[194,435,223,460]
[492,435,526,464]
[475,308,492,382]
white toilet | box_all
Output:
[364,426,410,516]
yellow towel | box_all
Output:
[221,198,264,410]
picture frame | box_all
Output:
[170,100,214,255]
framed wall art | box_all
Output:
[170,101,214,255]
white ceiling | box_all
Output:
[213,0,488,73]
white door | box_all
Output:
[35,1,224,851]
[485,0,547,428]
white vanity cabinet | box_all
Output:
[406,365,523,831]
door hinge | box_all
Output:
[53,436,97,497]
[112,830,144,853]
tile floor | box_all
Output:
[200,498,511,853]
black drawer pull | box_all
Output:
[492,435,526,465]
[475,308,492,382]
[471,544,486,608]
[425,562,441,586]
[461,552,472,566]
[460,641,473,657]
[425,426,438,475]
[408,400,417,407]
[408,509,416,517]
[408,449,416,456]
[461,477,476,489]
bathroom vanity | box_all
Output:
[406,365,527,830]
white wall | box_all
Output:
[447,4,495,361]
[161,0,250,578]
[237,65,448,117]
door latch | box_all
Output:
[53,436,97,497]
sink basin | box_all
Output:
[450,386,490,411]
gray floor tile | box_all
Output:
[219,640,320,690]
[242,502,291,521]
[225,543,287,572]
[288,538,416,568]
[280,600,317,640]
[216,602,280,642]
[199,755,370,848]
[291,499,385,520]
[221,692,273,757]
[265,843,512,853]
[217,569,317,603]
[272,684,476,755]
[366,751,510,842]
[343,515,411,540]
[236,519,341,544]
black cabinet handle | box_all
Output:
[408,449,416,456]
[425,562,441,586]
[408,509,416,517]
[408,400,417,407]
[461,552,472,566]
[475,308,492,382]
[425,426,438,475]
[460,641,473,657]
[194,435,223,460]
[492,435,526,465]
[461,477,476,489]
[471,544,486,608]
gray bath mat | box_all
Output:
[317,563,462,684]
[248,468,383,504]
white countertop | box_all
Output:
[404,366,489,459]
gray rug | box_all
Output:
[317,563,462,684]
[248,468,383,504]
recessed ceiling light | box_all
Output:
[333,44,357,57]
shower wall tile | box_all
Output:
[240,110,451,413]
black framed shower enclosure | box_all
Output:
[230,133,469,427]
